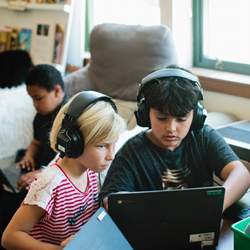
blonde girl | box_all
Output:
[2,91,126,250]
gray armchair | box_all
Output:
[64,23,178,128]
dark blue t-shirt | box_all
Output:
[100,125,239,198]
[33,97,66,168]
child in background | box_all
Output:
[17,64,65,175]
[2,91,126,250]
[0,64,66,247]
[17,64,66,190]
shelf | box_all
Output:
[0,1,71,13]
[0,0,74,75]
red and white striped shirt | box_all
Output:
[23,163,99,245]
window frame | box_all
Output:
[192,0,250,75]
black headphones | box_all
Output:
[135,68,207,129]
[56,90,117,158]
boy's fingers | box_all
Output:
[30,161,36,171]
[26,165,31,171]
[19,159,29,169]
[26,160,32,170]
[17,161,24,168]
[26,160,35,171]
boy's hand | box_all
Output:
[17,154,36,171]
[17,170,41,190]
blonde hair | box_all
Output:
[50,94,126,153]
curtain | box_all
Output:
[84,0,93,52]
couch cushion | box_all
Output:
[64,66,92,98]
[113,99,137,130]
[89,23,178,101]
[0,85,36,158]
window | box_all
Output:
[193,0,250,75]
[92,0,160,26]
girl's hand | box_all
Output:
[60,235,74,248]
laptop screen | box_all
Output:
[108,186,225,250]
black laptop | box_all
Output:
[0,166,21,193]
[108,186,225,250]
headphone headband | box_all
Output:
[66,91,117,119]
[141,68,199,85]
[135,68,207,129]
[138,68,203,102]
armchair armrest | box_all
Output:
[64,65,92,98]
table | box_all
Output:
[216,120,250,162]
[217,218,234,250]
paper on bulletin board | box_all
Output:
[30,21,56,65]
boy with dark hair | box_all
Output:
[17,64,65,177]
[0,64,66,247]
[100,66,250,212]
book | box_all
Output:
[4,26,19,50]
[0,29,11,52]
[18,28,32,51]
[52,24,64,64]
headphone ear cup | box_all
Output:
[191,102,207,130]
[135,100,150,127]
[56,126,84,158]
[64,127,84,158]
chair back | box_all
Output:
[88,23,178,101]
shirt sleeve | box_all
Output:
[23,167,63,214]
[202,125,239,177]
[33,114,40,141]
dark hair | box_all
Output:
[26,64,64,91]
[0,50,33,88]
[143,67,201,117]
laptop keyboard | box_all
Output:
[217,126,250,144]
